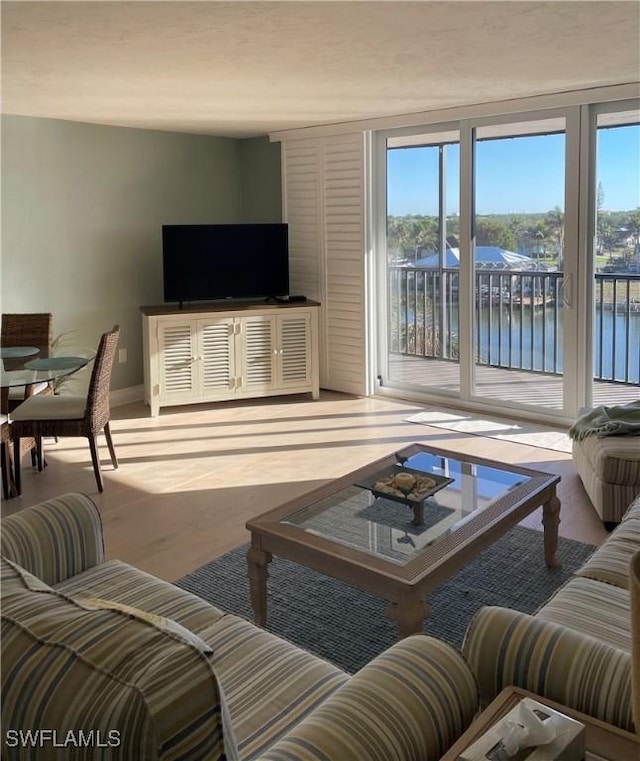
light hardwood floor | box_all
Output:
[2,391,608,582]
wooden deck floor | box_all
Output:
[387,355,639,410]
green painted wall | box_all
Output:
[1,116,282,391]
[240,136,282,222]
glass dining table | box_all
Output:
[0,344,95,414]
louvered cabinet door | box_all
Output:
[276,312,312,390]
[237,315,276,395]
[198,318,236,399]
[157,321,198,404]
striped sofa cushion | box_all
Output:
[577,516,640,589]
[200,613,349,760]
[56,558,225,634]
[260,635,479,761]
[463,606,633,730]
[536,576,631,652]
[1,559,233,761]
[624,493,640,521]
[631,551,640,733]
[573,435,640,485]
[0,492,104,585]
[572,440,640,522]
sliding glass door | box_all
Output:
[471,117,569,411]
[375,96,638,423]
[382,128,461,396]
[591,105,640,406]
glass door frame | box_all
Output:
[581,98,640,410]
[373,121,462,401]
[461,106,582,418]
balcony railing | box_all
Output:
[388,266,640,385]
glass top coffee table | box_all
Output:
[246,443,561,638]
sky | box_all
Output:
[387,124,640,217]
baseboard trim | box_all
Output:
[110,385,144,407]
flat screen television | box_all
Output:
[162,223,289,304]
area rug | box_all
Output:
[405,408,572,453]
[176,527,594,674]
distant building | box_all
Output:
[409,246,552,271]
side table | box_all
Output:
[440,686,639,760]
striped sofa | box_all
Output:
[572,433,640,527]
[463,492,640,733]
[1,493,479,761]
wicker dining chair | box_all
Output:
[11,325,120,494]
[1,313,53,348]
[1,312,54,413]
[1,416,38,500]
[1,414,11,500]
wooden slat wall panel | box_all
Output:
[281,133,366,395]
[323,134,366,394]
[282,140,320,300]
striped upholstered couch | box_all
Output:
[1,493,479,761]
[463,492,640,733]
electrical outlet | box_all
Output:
[118,348,127,364]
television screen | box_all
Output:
[162,223,289,303]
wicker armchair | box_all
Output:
[11,326,120,494]
[1,312,54,413]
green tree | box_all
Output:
[599,218,617,260]
[596,182,605,213]
[626,208,640,249]
[545,206,565,268]
[596,183,606,256]
[475,218,517,251]
[387,215,439,260]
[529,220,549,264]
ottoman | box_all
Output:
[573,434,640,528]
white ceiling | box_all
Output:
[2,1,639,139]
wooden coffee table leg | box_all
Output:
[247,543,272,626]
[542,493,561,569]
[386,597,430,638]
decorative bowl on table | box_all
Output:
[356,466,454,506]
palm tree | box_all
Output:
[530,221,549,266]
[546,207,564,269]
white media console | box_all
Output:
[141,301,320,416]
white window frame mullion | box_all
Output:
[317,140,328,387]
[562,106,583,418]
[372,130,389,392]
[363,130,377,397]
[459,120,475,402]
[577,103,597,411]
